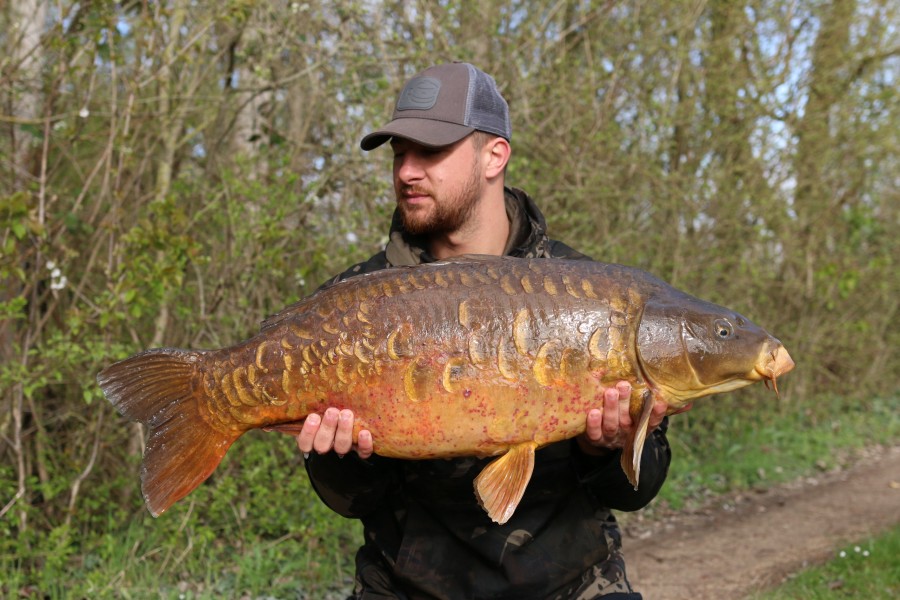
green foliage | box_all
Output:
[657,394,900,510]
[1,0,898,595]
[0,434,359,599]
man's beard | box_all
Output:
[397,160,484,237]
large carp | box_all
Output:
[98,256,793,524]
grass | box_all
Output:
[750,525,900,599]
[654,393,899,512]
[3,393,897,598]
[4,518,359,599]
[1,432,362,599]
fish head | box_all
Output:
[636,295,794,407]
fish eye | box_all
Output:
[714,319,734,339]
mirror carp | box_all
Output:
[98,256,794,524]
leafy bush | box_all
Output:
[2,1,898,595]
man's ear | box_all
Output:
[484,137,511,179]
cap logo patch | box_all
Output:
[396,77,441,111]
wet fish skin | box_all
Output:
[97,256,794,523]
[198,258,653,458]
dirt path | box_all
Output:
[623,445,900,599]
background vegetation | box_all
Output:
[750,525,900,600]
[2,0,898,596]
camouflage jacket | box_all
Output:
[306,188,669,600]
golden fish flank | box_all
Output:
[97,256,794,524]
[467,334,492,369]
[386,323,414,360]
[513,309,536,356]
[560,274,580,298]
[533,341,565,387]
[442,356,472,394]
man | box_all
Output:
[296,62,678,599]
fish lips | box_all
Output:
[759,344,795,379]
[754,343,795,396]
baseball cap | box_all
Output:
[360,62,511,151]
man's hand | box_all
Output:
[296,407,374,459]
[577,382,688,455]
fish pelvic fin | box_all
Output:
[474,441,538,525]
[621,389,655,490]
[97,349,240,517]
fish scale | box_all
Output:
[98,256,794,523]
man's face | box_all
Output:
[391,136,485,236]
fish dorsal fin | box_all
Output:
[474,441,538,525]
[621,389,655,489]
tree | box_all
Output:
[1,0,897,590]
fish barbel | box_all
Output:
[98,256,794,523]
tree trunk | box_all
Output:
[2,0,49,534]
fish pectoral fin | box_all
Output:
[621,389,655,490]
[474,441,538,525]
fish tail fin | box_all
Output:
[97,349,240,517]
[621,390,656,489]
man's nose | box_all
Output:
[395,153,425,183]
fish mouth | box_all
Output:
[756,345,795,396]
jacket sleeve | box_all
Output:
[570,417,672,512]
[547,239,593,261]
[304,451,402,518]
[316,251,391,290]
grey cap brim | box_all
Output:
[360,118,475,151]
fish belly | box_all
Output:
[204,259,646,458]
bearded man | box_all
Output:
[296,62,679,600]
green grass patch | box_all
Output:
[750,525,900,599]
[1,432,360,599]
[3,394,897,598]
[656,393,899,511]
